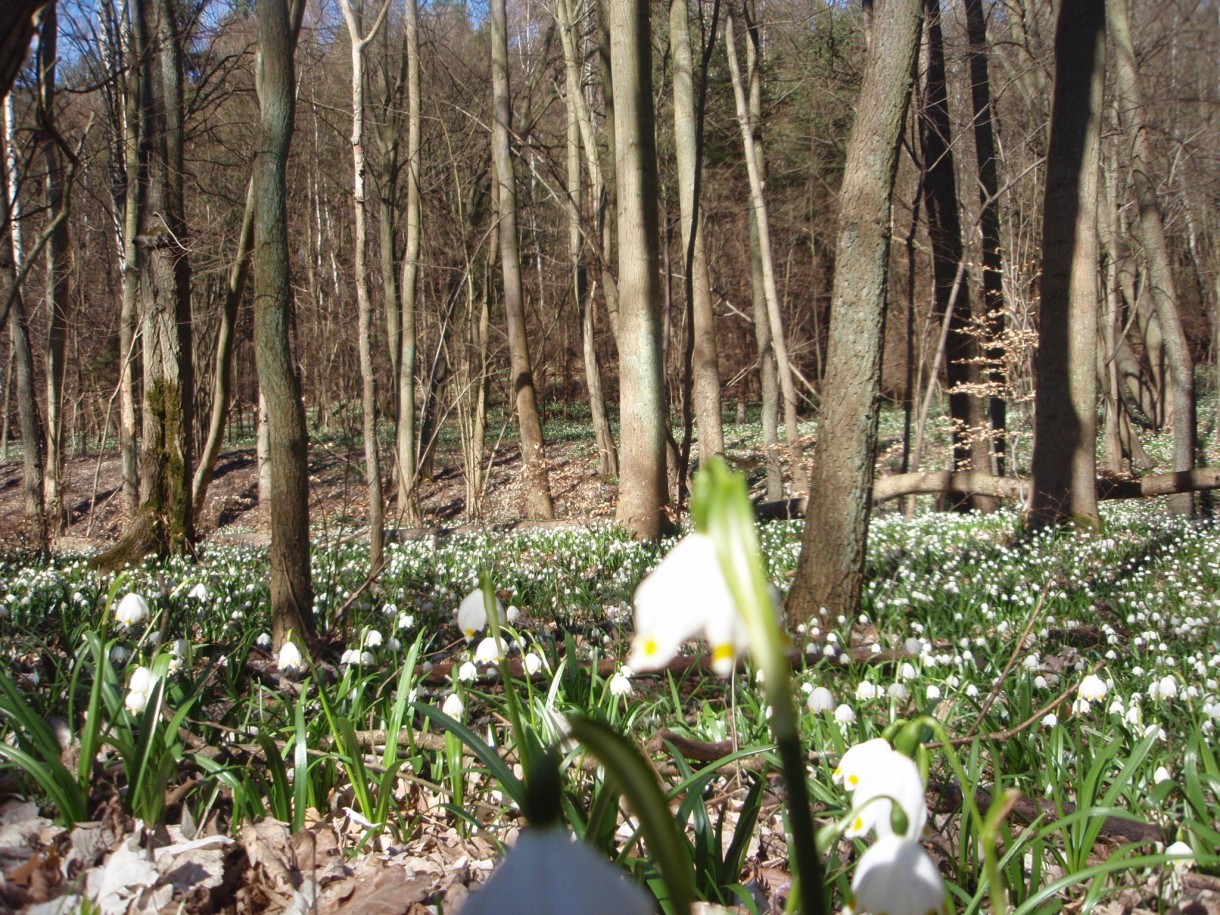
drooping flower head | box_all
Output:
[277,640,303,671]
[457,587,506,640]
[850,833,950,915]
[115,593,149,627]
[1078,673,1108,702]
[124,665,157,714]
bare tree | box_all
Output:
[255,0,314,647]
[1027,0,1106,531]
[610,0,669,538]
[338,0,394,567]
[491,0,554,520]
[787,0,923,624]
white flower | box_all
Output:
[608,671,633,698]
[856,681,878,701]
[507,604,521,623]
[277,641,303,671]
[457,661,478,682]
[807,686,835,713]
[115,593,149,627]
[1042,713,1059,728]
[397,612,415,630]
[833,738,892,791]
[1152,675,1178,700]
[627,533,751,677]
[441,693,465,719]
[887,682,909,701]
[474,636,510,665]
[124,666,157,714]
[363,629,383,649]
[1078,673,1108,702]
[341,648,363,666]
[1165,840,1194,862]
[188,582,209,601]
[256,632,272,649]
[1154,765,1173,784]
[523,652,543,676]
[457,588,506,639]
[109,645,131,665]
[845,751,927,839]
[833,704,856,724]
[1034,675,1049,690]
[851,834,949,915]
[460,827,653,915]
[925,684,942,701]
[1022,653,1041,671]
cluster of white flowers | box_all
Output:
[834,738,948,915]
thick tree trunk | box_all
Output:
[1109,0,1196,515]
[1027,0,1106,531]
[255,0,314,647]
[920,0,992,510]
[725,5,808,493]
[670,0,723,465]
[787,0,922,624]
[491,0,554,520]
[610,0,669,539]
[0,0,47,102]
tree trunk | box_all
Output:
[670,0,723,465]
[725,4,808,493]
[919,0,992,510]
[119,18,141,514]
[1027,0,1106,531]
[37,5,70,533]
[1109,0,1196,515]
[610,0,669,539]
[787,0,922,624]
[338,0,392,569]
[963,0,1007,476]
[0,0,46,102]
[192,175,254,515]
[255,0,314,647]
[395,0,422,526]
[491,0,554,520]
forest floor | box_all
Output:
[0,434,626,555]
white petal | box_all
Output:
[457,588,506,639]
[461,828,654,915]
[851,835,948,915]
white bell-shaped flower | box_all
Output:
[124,665,157,714]
[627,533,749,676]
[850,834,949,915]
[461,827,654,915]
[845,750,928,839]
[833,738,893,791]
[1078,673,1108,702]
[457,588,506,639]
[115,593,149,627]
[277,640,303,671]
[441,693,465,720]
[807,686,835,713]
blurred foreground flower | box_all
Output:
[849,833,949,915]
[460,827,653,915]
[627,533,749,676]
[457,587,506,640]
[115,593,149,627]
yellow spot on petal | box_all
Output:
[644,637,658,657]
[853,817,864,832]
[848,774,859,786]
[711,644,734,663]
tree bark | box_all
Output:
[1027,0,1106,531]
[36,4,70,532]
[919,0,992,510]
[338,0,393,569]
[395,0,422,526]
[255,0,314,647]
[610,0,669,539]
[0,0,47,101]
[671,0,723,465]
[491,0,555,520]
[1108,0,1196,515]
[787,0,922,624]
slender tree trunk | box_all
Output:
[491,0,554,519]
[37,5,70,532]
[338,0,392,568]
[119,17,140,513]
[725,4,808,493]
[1028,0,1106,531]
[193,175,255,515]
[255,0,314,647]
[395,0,421,526]
[963,0,1006,475]
[1109,0,1195,515]
[787,0,922,624]
[610,0,669,538]
[920,0,992,510]
[671,0,723,465]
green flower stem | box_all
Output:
[703,461,826,915]
[480,571,532,783]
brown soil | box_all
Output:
[0,438,620,554]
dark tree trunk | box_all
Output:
[254,0,314,647]
[787,0,923,624]
[1027,0,1106,531]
